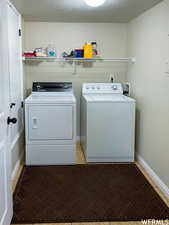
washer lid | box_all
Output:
[25,94,76,104]
[83,94,135,103]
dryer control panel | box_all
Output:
[82,83,123,94]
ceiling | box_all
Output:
[11,0,162,23]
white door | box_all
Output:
[8,3,23,145]
[0,1,13,225]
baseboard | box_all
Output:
[11,151,24,181]
[137,154,169,199]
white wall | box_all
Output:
[24,22,128,135]
[127,1,169,188]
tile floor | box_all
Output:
[11,144,169,225]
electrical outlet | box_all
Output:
[123,82,131,96]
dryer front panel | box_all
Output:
[28,105,73,140]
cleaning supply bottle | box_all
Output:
[84,43,93,59]
[47,44,56,57]
[91,42,98,56]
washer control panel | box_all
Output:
[83,83,123,94]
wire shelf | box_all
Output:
[22,56,136,63]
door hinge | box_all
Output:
[21,101,24,108]
[19,29,22,37]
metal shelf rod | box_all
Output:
[22,56,136,63]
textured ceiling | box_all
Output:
[11,0,162,23]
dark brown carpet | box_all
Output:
[12,164,169,223]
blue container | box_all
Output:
[75,49,84,58]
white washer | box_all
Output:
[81,83,136,163]
[25,82,76,165]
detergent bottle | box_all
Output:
[84,43,93,59]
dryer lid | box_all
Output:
[25,94,76,104]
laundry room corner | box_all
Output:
[126,0,169,196]
[1,0,169,224]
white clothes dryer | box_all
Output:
[25,82,76,165]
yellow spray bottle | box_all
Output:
[83,43,93,59]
